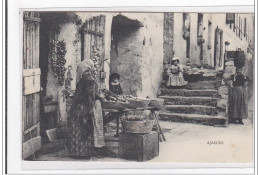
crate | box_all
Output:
[119,131,159,162]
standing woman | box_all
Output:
[224,68,251,124]
[67,59,105,158]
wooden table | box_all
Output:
[102,107,156,137]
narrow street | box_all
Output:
[36,119,253,163]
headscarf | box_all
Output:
[76,59,95,85]
[171,57,180,64]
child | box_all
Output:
[166,57,188,88]
[223,68,251,125]
[109,73,123,95]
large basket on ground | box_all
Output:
[149,98,164,109]
[121,120,154,134]
[126,99,151,109]
[101,100,128,110]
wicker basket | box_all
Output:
[149,98,165,109]
[126,99,151,109]
[121,120,154,134]
[101,100,128,110]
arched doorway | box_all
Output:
[110,15,143,95]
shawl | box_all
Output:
[76,59,95,85]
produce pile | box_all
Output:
[183,67,204,75]
[101,89,137,103]
[91,48,101,79]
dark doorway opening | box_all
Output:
[110,15,143,95]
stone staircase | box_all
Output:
[158,73,227,126]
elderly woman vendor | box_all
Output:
[67,58,105,158]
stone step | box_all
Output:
[160,89,219,97]
[186,80,221,90]
[202,74,218,81]
[159,96,219,106]
[164,105,219,115]
[159,112,227,126]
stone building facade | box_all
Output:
[42,12,164,101]
[41,12,254,103]
[164,13,254,70]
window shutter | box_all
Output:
[226,13,235,24]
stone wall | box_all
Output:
[46,22,81,101]
[111,25,143,96]
[163,13,174,64]
[173,13,187,65]
[44,12,164,100]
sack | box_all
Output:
[234,51,245,68]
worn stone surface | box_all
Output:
[216,99,228,110]
[113,27,143,96]
[160,95,218,106]
[163,13,174,64]
[160,89,219,97]
[159,112,227,126]
[164,105,218,115]
[218,86,229,96]
[186,80,221,90]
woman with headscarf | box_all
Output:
[67,58,105,158]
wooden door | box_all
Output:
[22,12,41,159]
[214,28,220,67]
[82,15,106,89]
[214,28,223,68]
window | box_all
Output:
[244,18,247,38]
[239,17,242,39]
[208,21,212,49]
[197,13,203,37]
[226,13,235,24]
[236,14,239,35]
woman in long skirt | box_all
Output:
[224,68,250,125]
[68,59,105,158]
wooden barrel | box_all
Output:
[234,51,245,68]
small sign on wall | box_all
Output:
[23,68,41,95]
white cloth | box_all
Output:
[92,100,105,148]
[167,73,188,87]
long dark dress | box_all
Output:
[67,76,99,157]
[228,74,249,120]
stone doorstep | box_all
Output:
[159,112,227,126]
[186,80,221,90]
[160,89,219,97]
[159,95,219,106]
[164,105,218,115]
[201,74,218,81]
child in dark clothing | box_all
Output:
[109,73,123,95]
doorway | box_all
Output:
[214,28,223,67]
[110,15,143,95]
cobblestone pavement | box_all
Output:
[36,117,253,163]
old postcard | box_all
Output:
[20,11,254,165]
